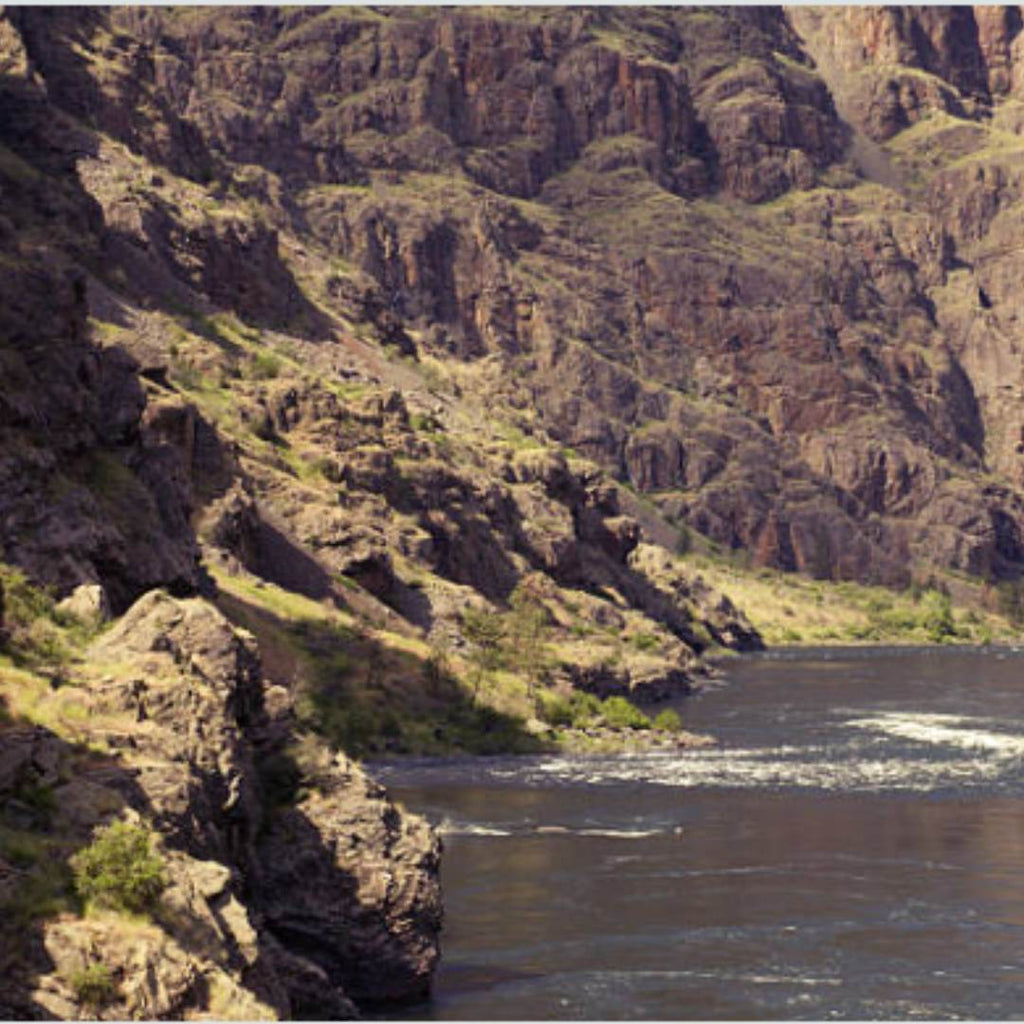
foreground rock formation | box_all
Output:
[1,590,440,1019]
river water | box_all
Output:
[373,648,1024,1020]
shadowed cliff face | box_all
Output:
[10,5,1024,587]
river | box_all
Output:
[372,647,1024,1019]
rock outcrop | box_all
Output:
[2,591,441,1019]
[13,4,1024,1012]
[9,4,1024,593]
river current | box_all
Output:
[373,648,1024,1019]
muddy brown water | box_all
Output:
[372,648,1024,1019]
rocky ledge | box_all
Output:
[549,726,717,755]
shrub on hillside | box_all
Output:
[68,963,116,1008]
[653,708,683,733]
[600,695,651,730]
[71,821,166,914]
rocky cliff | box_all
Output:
[0,587,439,1019]
[9,5,1018,589]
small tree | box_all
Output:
[461,607,505,701]
[71,821,166,915]
[506,582,551,706]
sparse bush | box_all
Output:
[567,691,603,726]
[409,412,441,433]
[461,606,505,698]
[600,695,651,730]
[169,357,203,390]
[506,583,551,697]
[921,590,957,643]
[0,564,76,665]
[71,821,166,914]
[24,618,70,665]
[423,641,452,691]
[68,963,116,1008]
[537,691,574,727]
[538,689,605,729]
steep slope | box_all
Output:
[0,578,438,1019]
[9,7,1024,1014]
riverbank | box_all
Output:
[684,555,1024,648]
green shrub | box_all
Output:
[537,691,574,727]
[567,691,602,727]
[0,563,77,665]
[409,412,440,433]
[538,690,604,729]
[68,963,116,1008]
[0,564,54,626]
[653,708,683,733]
[600,695,651,730]
[251,351,282,380]
[630,633,660,652]
[71,821,166,914]
[921,590,957,643]
[506,584,551,690]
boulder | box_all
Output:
[57,583,111,624]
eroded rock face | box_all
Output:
[259,763,442,1005]
[0,45,202,612]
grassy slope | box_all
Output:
[685,553,1021,647]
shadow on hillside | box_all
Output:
[215,589,546,758]
[7,9,337,344]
